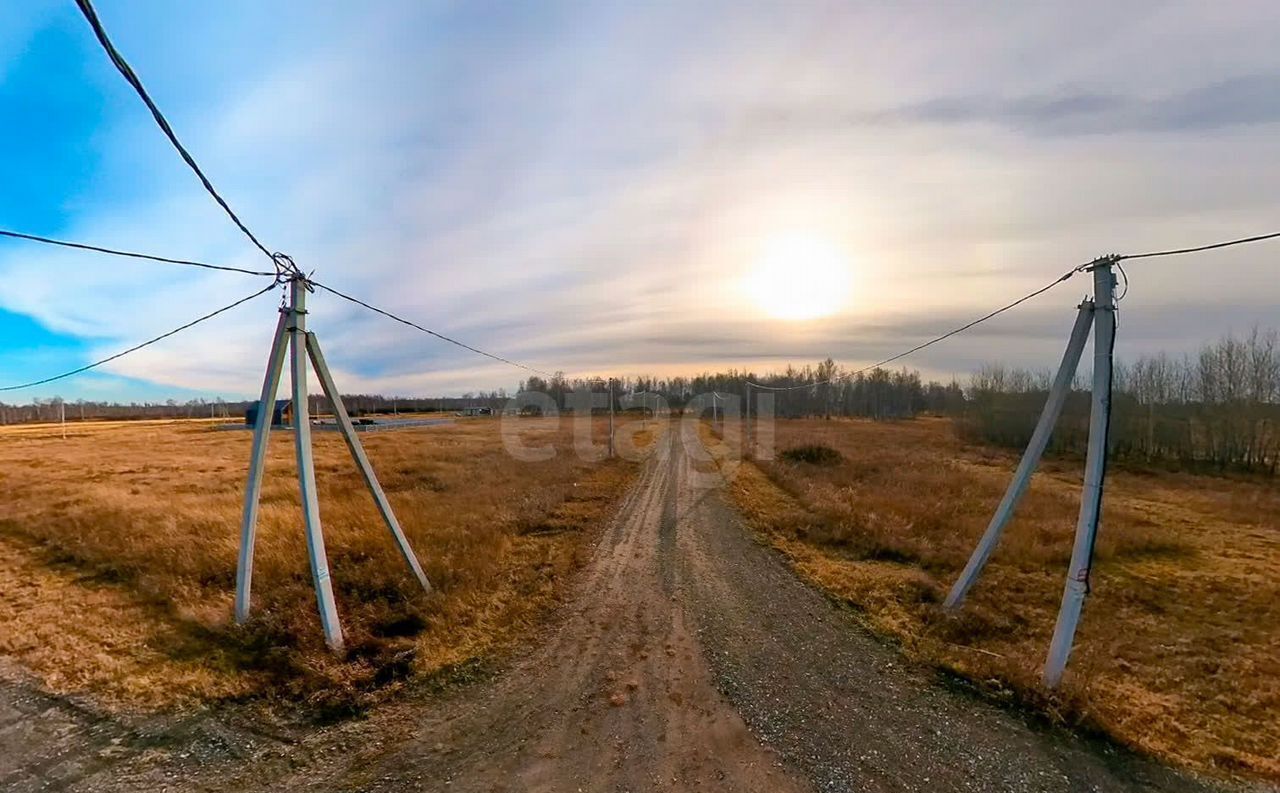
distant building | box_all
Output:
[245,399,292,427]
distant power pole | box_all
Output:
[60,401,66,440]
[608,378,616,459]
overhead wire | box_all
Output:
[0,229,276,277]
[747,262,1086,392]
[1116,229,1280,261]
[0,282,278,392]
[14,4,1280,398]
[745,224,1279,393]
[0,235,557,382]
[73,0,289,274]
[37,0,1280,392]
[310,280,555,377]
[3,222,1277,392]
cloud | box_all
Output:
[1144,74,1280,131]
[1,1,1279,400]
[755,73,1280,137]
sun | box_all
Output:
[745,232,852,321]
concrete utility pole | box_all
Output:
[285,278,342,650]
[1044,261,1117,687]
[236,274,431,653]
[307,332,432,595]
[608,378,615,459]
[943,257,1119,688]
[945,299,1094,609]
[635,391,650,430]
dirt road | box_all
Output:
[1,421,1242,792]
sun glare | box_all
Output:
[746,232,852,321]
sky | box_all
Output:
[1,0,1278,402]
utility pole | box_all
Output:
[60,401,66,440]
[285,277,342,650]
[236,274,431,652]
[945,299,1094,609]
[607,378,615,459]
[943,256,1119,687]
[1044,260,1117,687]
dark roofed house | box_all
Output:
[245,399,292,428]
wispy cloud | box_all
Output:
[1,1,1279,400]
[767,73,1280,136]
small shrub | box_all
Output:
[780,444,844,466]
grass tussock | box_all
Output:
[710,417,1279,783]
[0,416,643,713]
[779,443,844,466]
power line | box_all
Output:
[310,280,555,377]
[73,0,287,272]
[61,0,1280,388]
[748,263,1084,392]
[0,282,277,393]
[856,266,1081,373]
[746,224,1280,393]
[0,229,276,277]
[1118,229,1280,261]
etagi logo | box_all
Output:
[498,390,774,478]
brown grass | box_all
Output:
[0,416,643,713]
[709,417,1279,782]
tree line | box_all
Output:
[0,392,513,424]
[518,328,1279,474]
[517,365,964,420]
[961,327,1280,474]
[5,327,1275,474]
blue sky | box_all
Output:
[2,1,1279,401]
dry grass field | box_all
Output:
[708,417,1279,782]
[0,415,649,713]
